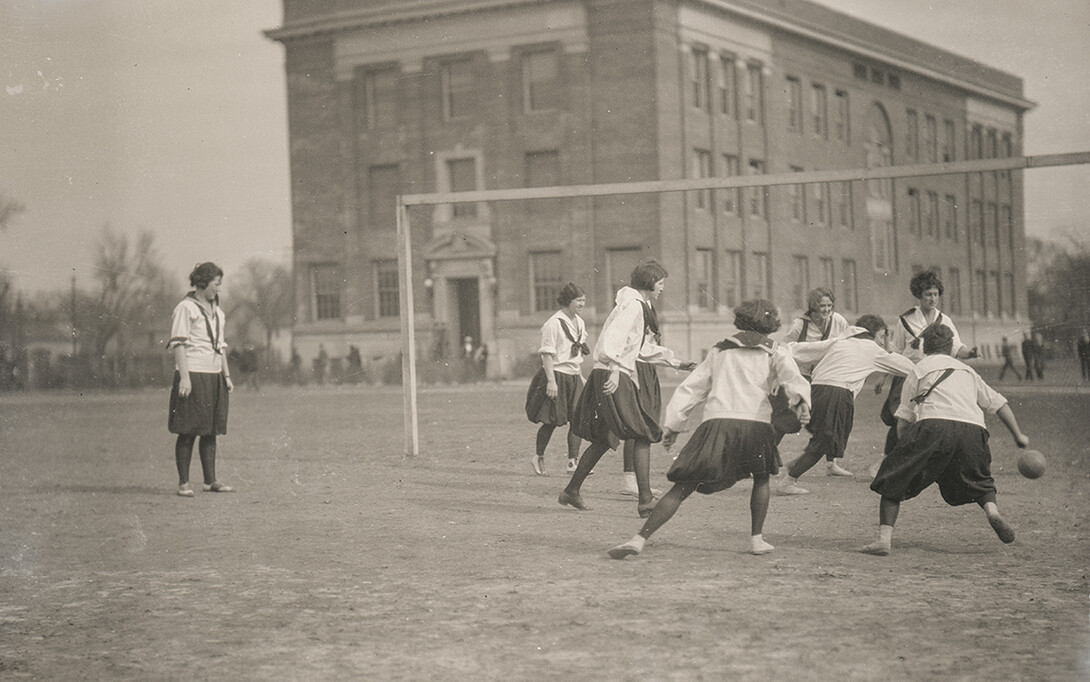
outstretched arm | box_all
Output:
[996,404,1029,448]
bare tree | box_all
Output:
[228,257,293,365]
[83,225,174,358]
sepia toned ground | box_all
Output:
[1,366,1088,680]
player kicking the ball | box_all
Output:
[862,324,1029,556]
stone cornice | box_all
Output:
[265,0,553,42]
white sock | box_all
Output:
[623,471,637,487]
[626,535,646,551]
[878,525,893,543]
[784,475,798,485]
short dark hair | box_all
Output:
[922,324,955,355]
[854,314,887,337]
[807,287,835,313]
[734,298,781,335]
[909,269,944,299]
[630,260,669,291]
[189,262,224,289]
[556,282,585,307]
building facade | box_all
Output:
[266,0,1033,377]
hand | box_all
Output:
[662,430,677,451]
[603,370,620,395]
[546,381,558,399]
[178,374,192,398]
[1014,433,1029,449]
[794,402,811,426]
[678,361,698,372]
[225,376,234,393]
[967,346,980,359]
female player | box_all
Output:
[776,314,913,495]
[784,287,849,376]
[863,324,1029,555]
[525,283,589,475]
[167,262,234,497]
[559,260,671,518]
[608,299,811,559]
[876,270,976,458]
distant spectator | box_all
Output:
[347,345,363,384]
[1078,330,1090,382]
[1021,332,1035,382]
[314,345,329,385]
[289,347,302,385]
[1032,333,1046,380]
[239,345,260,390]
[997,337,1019,381]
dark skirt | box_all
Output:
[634,360,663,433]
[881,375,906,454]
[870,419,996,506]
[168,371,229,436]
[525,368,583,426]
[667,418,780,494]
[570,368,660,450]
[803,384,855,462]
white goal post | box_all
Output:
[396,151,1090,456]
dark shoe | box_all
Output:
[637,500,657,518]
[558,489,589,511]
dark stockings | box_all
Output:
[175,434,217,486]
[535,424,582,461]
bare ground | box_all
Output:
[0,378,1088,680]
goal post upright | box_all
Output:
[396,198,420,457]
[395,151,1090,456]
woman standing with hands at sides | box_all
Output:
[559,260,688,518]
[875,270,977,461]
[525,283,589,476]
[167,262,235,497]
[608,299,811,559]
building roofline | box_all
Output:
[264,0,1035,111]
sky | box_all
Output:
[1,0,1088,296]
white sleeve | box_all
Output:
[663,354,714,432]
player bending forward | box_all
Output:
[608,299,810,559]
[862,324,1029,556]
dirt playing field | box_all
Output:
[1,375,1088,680]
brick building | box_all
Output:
[266,0,1033,377]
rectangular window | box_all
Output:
[811,83,827,138]
[943,194,958,241]
[367,164,400,230]
[312,264,342,321]
[786,76,802,132]
[751,252,769,299]
[718,55,736,117]
[721,154,739,214]
[853,63,868,80]
[888,73,900,90]
[1001,204,1013,252]
[986,129,998,159]
[1001,133,1013,158]
[836,181,853,230]
[905,109,918,161]
[789,166,804,221]
[870,67,885,85]
[695,248,715,310]
[530,251,563,313]
[691,48,710,111]
[447,158,478,218]
[1004,272,1015,316]
[692,148,712,210]
[988,270,1001,317]
[947,267,962,315]
[744,62,763,124]
[792,255,810,310]
[907,188,921,237]
[971,199,983,244]
[522,49,560,112]
[811,182,829,226]
[525,150,560,213]
[985,201,997,245]
[974,269,987,314]
[925,191,939,238]
[605,248,642,309]
[375,260,400,318]
[441,58,475,120]
[819,257,834,293]
[970,125,983,160]
[924,115,938,163]
[943,119,956,162]
[357,66,399,130]
[834,90,849,143]
[724,250,742,307]
[748,159,766,217]
[841,259,857,311]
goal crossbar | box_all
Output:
[396,151,1090,456]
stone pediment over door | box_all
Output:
[423,231,497,262]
